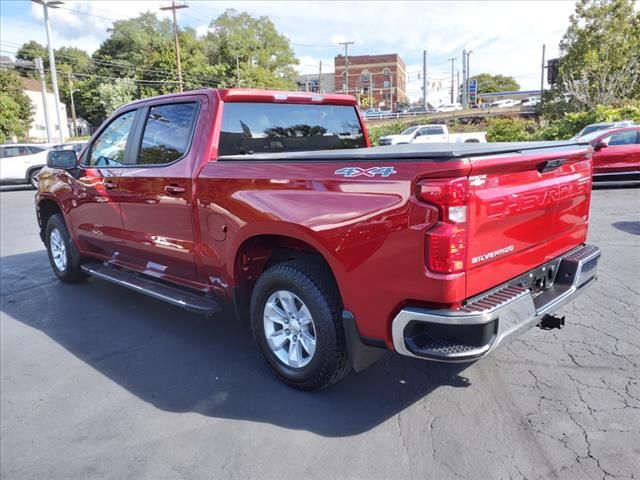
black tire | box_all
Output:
[28,168,41,189]
[250,260,350,391]
[45,214,88,283]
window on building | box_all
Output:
[383,68,391,88]
[361,70,370,83]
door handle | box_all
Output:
[104,180,118,190]
[164,184,186,195]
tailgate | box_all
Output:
[465,145,593,298]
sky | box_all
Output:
[0,0,578,101]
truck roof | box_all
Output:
[120,88,357,109]
[219,140,591,162]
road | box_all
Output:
[1,185,639,480]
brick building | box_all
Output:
[334,53,407,110]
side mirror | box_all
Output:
[47,149,78,169]
[593,139,609,151]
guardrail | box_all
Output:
[363,106,537,126]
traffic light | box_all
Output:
[547,58,560,85]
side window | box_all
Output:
[418,126,444,136]
[2,146,29,158]
[607,130,637,146]
[135,103,197,165]
[87,110,136,167]
[27,146,45,154]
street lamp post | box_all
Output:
[32,0,65,143]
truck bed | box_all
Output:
[218,140,589,162]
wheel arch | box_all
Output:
[36,197,64,243]
[231,232,345,320]
[25,165,44,182]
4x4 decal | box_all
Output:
[334,166,397,178]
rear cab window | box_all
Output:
[218,102,366,157]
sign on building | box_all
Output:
[468,79,478,105]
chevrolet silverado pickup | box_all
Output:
[36,88,601,390]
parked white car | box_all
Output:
[490,99,520,108]
[434,103,463,113]
[0,144,50,188]
[521,97,540,107]
[379,124,486,145]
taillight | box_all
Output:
[417,178,469,274]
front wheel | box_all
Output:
[250,260,350,391]
[45,214,88,283]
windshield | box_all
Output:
[579,124,612,137]
[401,126,419,135]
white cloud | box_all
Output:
[295,55,335,75]
[196,24,211,37]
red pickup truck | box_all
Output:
[37,89,600,390]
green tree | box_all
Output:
[205,9,298,89]
[0,95,25,143]
[554,0,640,110]
[96,77,137,115]
[0,69,35,140]
[15,40,47,78]
[470,73,520,95]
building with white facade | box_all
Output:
[21,78,69,142]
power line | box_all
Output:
[2,41,223,86]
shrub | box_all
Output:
[366,122,411,145]
[486,118,537,142]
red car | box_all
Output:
[36,89,600,390]
[580,126,640,184]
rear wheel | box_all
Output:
[29,169,41,189]
[250,260,350,391]
[45,214,88,283]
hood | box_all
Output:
[379,134,414,145]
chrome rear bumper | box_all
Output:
[391,244,601,362]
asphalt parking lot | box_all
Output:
[1,185,639,480]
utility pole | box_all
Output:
[456,70,460,103]
[318,60,322,93]
[448,57,456,104]
[35,57,52,143]
[236,55,241,86]
[160,1,188,92]
[338,40,354,94]
[67,71,77,137]
[462,49,467,108]
[466,50,472,106]
[540,44,546,111]
[422,49,427,109]
[32,0,65,143]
